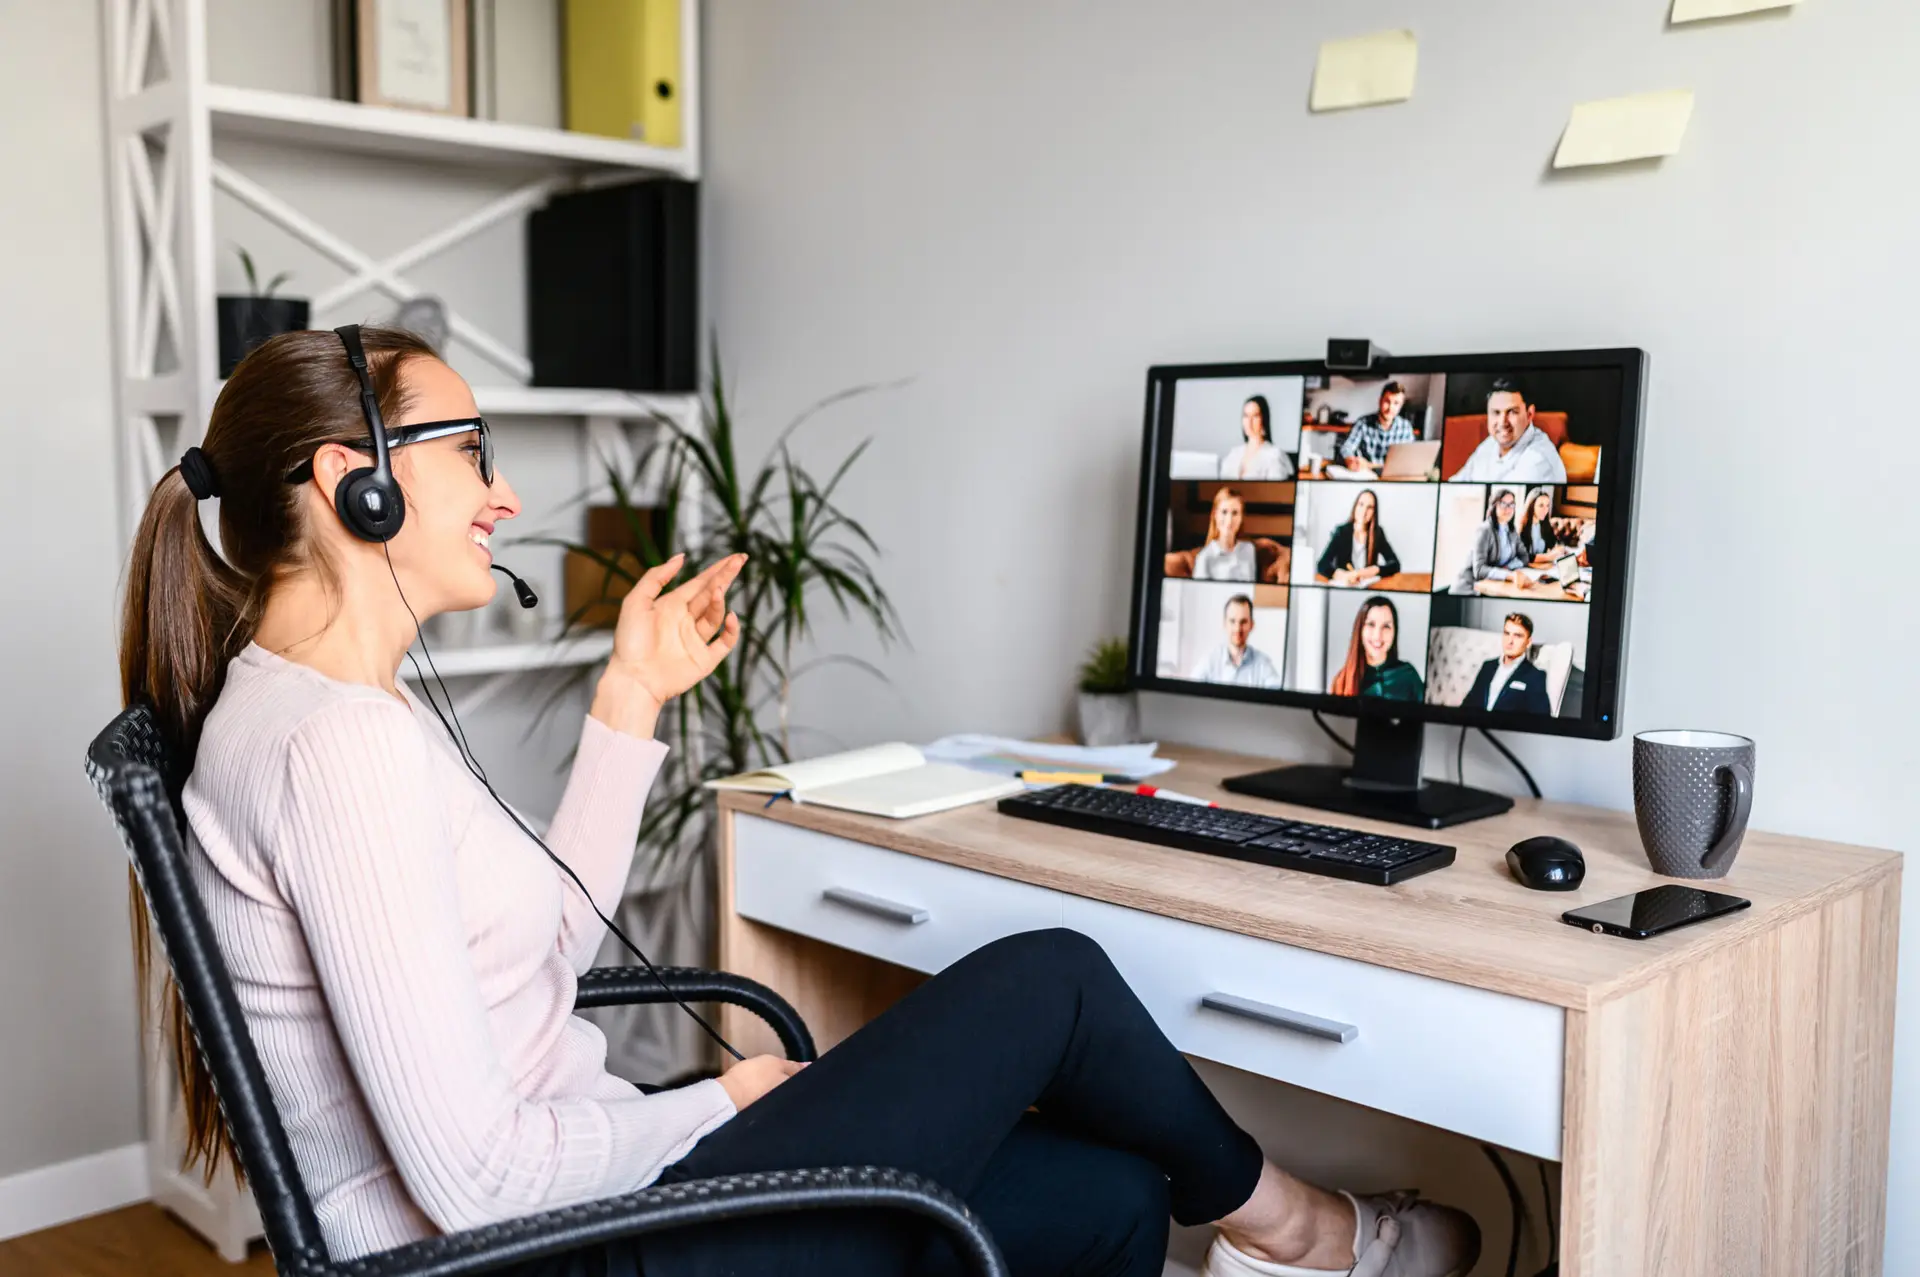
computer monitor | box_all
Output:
[1126,349,1645,828]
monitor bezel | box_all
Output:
[1126,348,1645,742]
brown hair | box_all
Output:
[1329,596,1398,697]
[1206,486,1245,548]
[1517,485,1555,551]
[1347,489,1378,568]
[1504,611,1535,639]
[120,326,435,1185]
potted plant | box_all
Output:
[217,247,310,375]
[1077,637,1140,747]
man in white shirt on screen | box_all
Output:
[1189,594,1282,688]
[1450,377,1568,483]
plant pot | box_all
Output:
[1077,691,1141,748]
[217,296,311,376]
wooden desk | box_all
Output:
[1315,571,1435,593]
[1474,576,1587,603]
[715,746,1898,1277]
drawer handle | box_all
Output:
[1201,992,1357,1044]
[821,887,930,926]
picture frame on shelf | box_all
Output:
[337,0,472,116]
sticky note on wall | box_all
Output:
[1552,89,1695,168]
[1310,30,1417,112]
[1671,0,1799,23]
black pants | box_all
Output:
[523,928,1264,1277]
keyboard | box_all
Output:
[997,786,1455,886]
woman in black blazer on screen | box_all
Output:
[1316,489,1400,586]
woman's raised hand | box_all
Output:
[608,552,745,706]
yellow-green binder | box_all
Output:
[563,0,682,148]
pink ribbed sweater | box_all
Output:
[182,644,735,1260]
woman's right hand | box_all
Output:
[718,1054,806,1112]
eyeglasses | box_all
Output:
[285,417,494,486]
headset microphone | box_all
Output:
[490,563,539,609]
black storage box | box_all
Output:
[527,178,697,391]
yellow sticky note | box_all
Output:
[1671,0,1798,23]
[1552,89,1694,169]
[1310,30,1417,113]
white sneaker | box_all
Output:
[1202,1190,1480,1277]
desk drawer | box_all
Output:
[1063,896,1565,1159]
[734,816,1063,974]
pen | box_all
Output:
[1134,785,1218,808]
[1018,770,1129,785]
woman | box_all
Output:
[1451,487,1528,594]
[1516,486,1563,563]
[1192,486,1258,582]
[1220,395,1285,480]
[1315,489,1400,587]
[121,329,1474,1277]
[1328,597,1425,702]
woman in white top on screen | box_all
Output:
[1219,395,1286,480]
[120,329,1479,1277]
[1192,487,1258,581]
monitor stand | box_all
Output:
[1220,715,1514,830]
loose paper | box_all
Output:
[1671,0,1799,23]
[1552,89,1695,169]
[1310,30,1418,113]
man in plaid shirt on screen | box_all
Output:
[1338,381,1417,471]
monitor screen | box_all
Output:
[1128,351,1643,740]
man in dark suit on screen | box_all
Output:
[1465,612,1553,714]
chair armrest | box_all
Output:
[574,966,816,1063]
[310,1166,1006,1277]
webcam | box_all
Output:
[1327,338,1388,372]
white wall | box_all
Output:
[0,0,145,1186]
[701,2,1919,1270]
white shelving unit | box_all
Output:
[98,0,701,1259]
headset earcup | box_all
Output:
[336,465,406,542]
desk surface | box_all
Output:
[1314,571,1434,593]
[720,743,1899,1012]
[1474,576,1588,603]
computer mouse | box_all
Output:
[1506,835,1586,891]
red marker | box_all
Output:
[1133,784,1218,808]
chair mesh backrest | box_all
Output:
[85,705,332,1267]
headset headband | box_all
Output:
[335,324,393,481]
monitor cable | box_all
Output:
[1481,1143,1526,1277]
[1311,711,1354,755]
[1477,729,1542,799]
[383,547,745,1064]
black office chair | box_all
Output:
[86,703,1006,1277]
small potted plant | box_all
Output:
[1076,637,1140,747]
[217,246,310,376]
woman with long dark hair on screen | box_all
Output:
[1316,489,1401,587]
[1192,486,1258,582]
[1328,596,1425,702]
[1220,395,1285,480]
[1451,486,1528,594]
[1516,486,1563,563]
[119,329,1475,1277]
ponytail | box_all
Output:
[119,467,261,1186]
[120,468,257,754]
[114,325,437,1187]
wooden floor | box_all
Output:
[0,1204,274,1277]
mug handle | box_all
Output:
[1700,761,1754,873]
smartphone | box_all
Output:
[1561,884,1751,939]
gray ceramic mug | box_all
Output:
[1632,730,1756,879]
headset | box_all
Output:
[328,325,743,1063]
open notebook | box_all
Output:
[705,743,1024,819]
